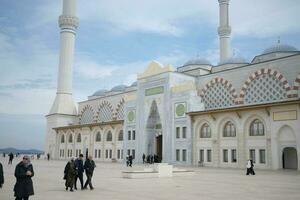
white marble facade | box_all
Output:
[46,0,300,170]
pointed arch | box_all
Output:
[68,133,73,143]
[76,133,82,143]
[198,77,238,109]
[239,68,291,104]
[97,101,114,122]
[61,134,65,143]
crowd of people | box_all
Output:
[142,154,162,164]
[0,152,256,199]
[63,154,96,192]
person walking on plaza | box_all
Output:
[74,154,84,190]
[9,152,14,165]
[0,161,4,188]
[14,156,34,200]
[142,153,146,164]
[47,153,50,161]
[126,155,129,167]
[83,155,96,190]
[128,155,133,167]
[64,158,76,192]
[246,159,255,175]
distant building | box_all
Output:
[46,0,300,170]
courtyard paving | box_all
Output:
[0,157,300,200]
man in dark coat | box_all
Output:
[64,158,76,192]
[142,154,145,164]
[83,155,96,190]
[74,154,84,190]
[0,161,4,188]
[14,156,34,200]
[128,155,133,167]
[9,152,14,165]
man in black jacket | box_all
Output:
[14,156,34,200]
[74,154,84,190]
[83,155,96,190]
[0,161,4,188]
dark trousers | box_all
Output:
[8,159,13,164]
[15,197,29,200]
[246,167,255,175]
[84,173,93,189]
[75,173,84,189]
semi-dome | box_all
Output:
[184,57,211,66]
[111,84,127,92]
[130,81,137,87]
[92,89,108,96]
[262,43,298,54]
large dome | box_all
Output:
[184,57,211,66]
[92,89,108,96]
[262,43,298,54]
[111,84,127,92]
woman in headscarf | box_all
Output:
[64,158,76,192]
[14,155,34,200]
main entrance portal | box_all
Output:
[146,100,163,162]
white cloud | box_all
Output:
[231,0,300,38]
[75,58,118,79]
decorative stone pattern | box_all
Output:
[115,99,125,120]
[175,102,187,118]
[79,105,94,124]
[199,77,237,109]
[127,111,135,123]
[239,69,290,104]
[98,101,114,122]
[293,73,300,98]
[59,15,79,30]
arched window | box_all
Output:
[250,119,264,136]
[61,134,65,143]
[106,131,112,141]
[77,133,82,143]
[200,123,211,138]
[95,132,101,142]
[118,130,123,141]
[68,134,73,143]
[223,121,236,137]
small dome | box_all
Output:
[184,57,211,66]
[111,84,127,92]
[262,43,298,54]
[92,89,108,96]
[220,56,247,64]
[130,81,137,87]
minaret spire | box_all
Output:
[218,0,231,63]
[49,0,79,115]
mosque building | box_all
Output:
[45,0,300,170]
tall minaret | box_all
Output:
[45,0,79,159]
[218,0,231,63]
[49,0,79,116]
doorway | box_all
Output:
[282,147,298,169]
[146,100,163,161]
[156,135,162,161]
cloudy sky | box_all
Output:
[0,0,299,149]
